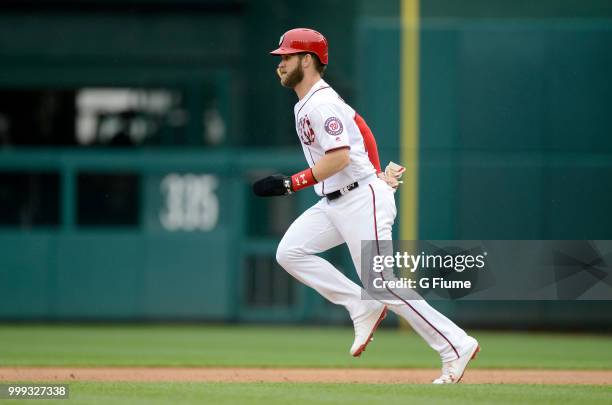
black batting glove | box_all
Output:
[253,174,294,197]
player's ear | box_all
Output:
[301,53,312,68]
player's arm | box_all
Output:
[354,112,404,190]
[354,113,381,173]
[252,148,349,197]
[311,147,350,181]
[253,105,351,197]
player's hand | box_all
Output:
[253,174,294,197]
[378,172,400,190]
[378,162,406,192]
[385,161,406,181]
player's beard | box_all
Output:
[281,63,304,88]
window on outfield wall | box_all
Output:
[244,254,296,308]
[77,172,140,227]
[0,172,60,227]
[0,87,227,148]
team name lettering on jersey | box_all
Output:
[298,116,316,145]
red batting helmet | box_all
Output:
[270,28,328,65]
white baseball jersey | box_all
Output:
[294,79,376,196]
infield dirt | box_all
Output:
[1,368,611,385]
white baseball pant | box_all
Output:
[276,175,470,362]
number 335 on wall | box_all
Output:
[159,174,220,231]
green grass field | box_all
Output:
[3,383,612,405]
[1,325,611,404]
[1,324,611,369]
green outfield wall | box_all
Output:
[1,0,611,328]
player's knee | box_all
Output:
[275,244,290,268]
[276,241,301,269]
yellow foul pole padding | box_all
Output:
[400,0,419,241]
[399,0,419,331]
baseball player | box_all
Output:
[253,28,479,384]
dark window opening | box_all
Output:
[245,255,295,308]
[77,172,140,227]
[0,172,60,227]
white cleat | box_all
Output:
[432,336,480,384]
[350,304,388,357]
